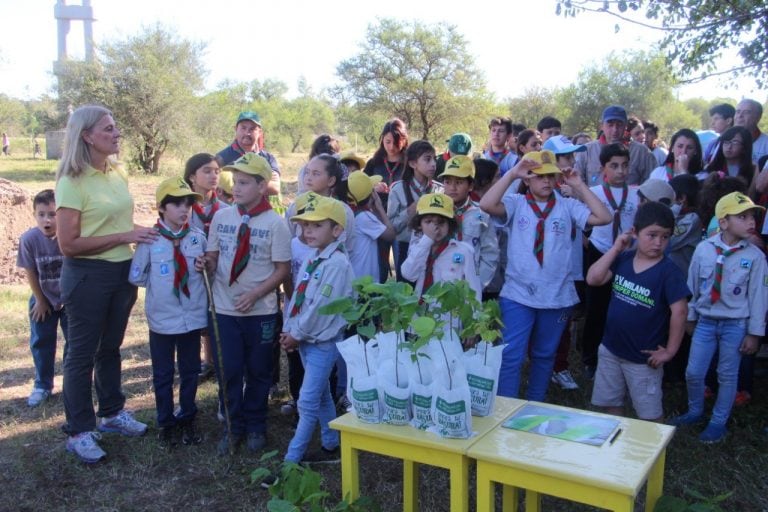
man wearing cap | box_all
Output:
[436,133,472,176]
[735,99,768,164]
[575,105,657,186]
[217,111,283,212]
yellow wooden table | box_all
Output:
[329,396,525,512]
[468,401,676,512]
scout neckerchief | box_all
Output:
[409,176,432,200]
[229,196,272,285]
[348,200,370,216]
[711,243,745,304]
[422,236,451,295]
[454,198,472,241]
[384,159,401,184]
[155,221,191,299]
[664,163,674,181]
[192,193,222,236]
[525,192,556,266]
[602,181,628,241]
[290,244,344,317]
[488,148,509,165]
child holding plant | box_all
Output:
[479,150,611,400]
[278,196,354,466]
[387,140,443,282]
[401,192,481,302]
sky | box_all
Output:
[0,0,764,103]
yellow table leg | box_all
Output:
[403,460,419,512]
[340,438,359,503]
[502,484,519,512]
[526,490,541,512]
[448,456,470,512]
[476,463,495,512]
[645,449,666,512]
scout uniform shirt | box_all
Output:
[208,205,292,316]
[687,234,768,337]
[129,223,208,335]
[495,193,591,309]
[400,233,482,303]
[453,198,499,288]
[283,240,353,344]
[588,184,640,254]
[387,180,444,243]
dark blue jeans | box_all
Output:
[29,296,69,391]
[61,258,137,435]
[209,313,275,436]
[149,330,201,427]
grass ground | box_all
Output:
[1,154,767,511]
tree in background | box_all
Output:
[555,0,768,88]
[506,87,563,130]
[336,19,494,141]
[57,25,206,173]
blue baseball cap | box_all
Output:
[602,105,627,123]
[542,135,586,155]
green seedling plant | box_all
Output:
[251,451,380,512]
[654,489,732,512]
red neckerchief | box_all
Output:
[423,236,451,295]
[384,160,401,184]
[602,182,628,241]
[192,193,222,236]
[290,244,345,317]
[154,221,191,299]
[712,244,745,303]
[229,197,272,285]
[487,148,509,164]
[409,177,432,199]
[598,133,630,148]
[525,192,556,266]
[454,198,473,241]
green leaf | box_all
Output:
[653,495,689,512]
[250,467,271,484]
[267,499,299,512]
[412,316,436,339]
[319,297,354,315]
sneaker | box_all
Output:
[301,446,340,465]
[247,432,266,452]
[336,395,352,413]
[217,432,243,456]
[259,473,278,490]
[280,400,296,415]
[668,412,704,426]
[66,432,106,463]
[98,410,148,437]
[27,388,51,407]
[181,420,202,446]
[699,422,727,443]
[158,425,178,448]
[734,390,751,407]
[198,362,215,381]
[551,370,579,390]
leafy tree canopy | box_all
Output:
[555,1,768,88]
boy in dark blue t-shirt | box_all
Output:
[586,202,690,421]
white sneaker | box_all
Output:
[66,432,106,463]
[27,388,50,407]
[98,410,147,437]
[551,370,579,390]
[336,395,352,413]
[280,400,296,415]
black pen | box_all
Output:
[609,428,622,445]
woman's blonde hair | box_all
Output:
[56,105,115,180]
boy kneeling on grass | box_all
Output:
[586,202,690,422]
[130,177,208,447]
[264,196,353,487]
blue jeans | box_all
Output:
[498,298,572,400]
[685,317,747,426]
[61,258,137,435]
[29,296,69,391]
[285,340,340,463]
[149,330,201,427]
[209,313,275,436]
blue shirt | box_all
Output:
[602,250,690,364]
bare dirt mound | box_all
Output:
[0,179,32,285]
[0,178,158,285]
